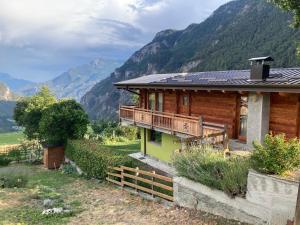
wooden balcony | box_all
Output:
[119,106,227,140]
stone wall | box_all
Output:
[174,170,298,225]
[247,170,298,225]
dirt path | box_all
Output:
[67,181,246,225]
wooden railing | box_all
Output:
[120,106,201,136]
[107,166,173,201]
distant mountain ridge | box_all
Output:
[81,0,300,120]
[0,72,34,93]
[0,82,18,101]
[20,58,122,101]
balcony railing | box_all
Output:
[119,106,227,141]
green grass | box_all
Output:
[0,132,24,146]
[0,164,98,225]
[103,140,140,155]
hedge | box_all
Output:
[65,140,137,180]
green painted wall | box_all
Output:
[140,129,181,162]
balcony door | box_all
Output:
[148,92,163,112]
[178,93,190,115]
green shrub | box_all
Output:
[0,167,29,188]
[7,149,23,162]
[91,120,138,142]
[65,140,137,180]
[39,100,89,146]
[173,146,250,197]
[61,163,77,175]
[0,155,11,166]
[251,134,300,175]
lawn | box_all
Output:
[0,164,247,225]
[103,140,140,155]
[0,132,24,146]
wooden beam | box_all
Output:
[188,92,191,116]
[279,92,291,97]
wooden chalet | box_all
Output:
[115,57,300,162]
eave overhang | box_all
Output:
[114,83,300,93]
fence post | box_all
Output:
[121,166,124,188]
[135,167,139,193]
[152,171,155,198]
[223,125,229,150]
[294,183,300,225]
[198,116,203,137]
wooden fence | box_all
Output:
[0,144,21,154]
[106,166,173,202]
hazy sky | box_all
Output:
[0,0,230,82]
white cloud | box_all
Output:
[0,0,230,81]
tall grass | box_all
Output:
[0,166,30,188]
[173,146,250,197]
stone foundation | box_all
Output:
[174,170,298,225]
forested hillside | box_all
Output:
[81,0,300,120]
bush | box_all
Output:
[251,134,300,175]
[0,155,11,166]
[173,146,250,197]
[91,120,138,143]
[65,140,137,180]
[0,167,29,188]
[39,100,89,146]
[61,163,77,175]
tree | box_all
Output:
[39,99,89,146]
[14,86,57,139]
[268,0,300,58]
[269,0,300,28]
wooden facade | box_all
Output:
[137,89,300,140]
[269,93,300,138]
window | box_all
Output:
[183,95,189,106]
[158,93,163,112]
[149,93,155,111]
[149,130,162,144]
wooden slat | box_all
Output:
[108,167,123,171]
[106,177,123,186]
[122,181,173,201]
[107,172,122,178]
[123,173,173,191]
[121,166,173,182]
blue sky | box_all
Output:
[0,0,230,82]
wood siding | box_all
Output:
[139,90,300,139]
[269,93,300,138]
[164,91,177,113]
[190,91,238,138]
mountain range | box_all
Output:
[0,58,122,101]
[81,0,300,120]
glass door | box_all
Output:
[238,96,248,141]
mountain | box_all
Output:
[81,0,300,120]
[0,100,17,133]
[0,82,18,101]
[22,58,122,101]
[0,72,34,93]
[0,83,18,132]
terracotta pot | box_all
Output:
[43,146,65,169]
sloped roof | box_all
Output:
[115,68,300,93]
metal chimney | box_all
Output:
[248,56,274,81]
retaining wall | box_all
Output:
[174,170,298,225]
